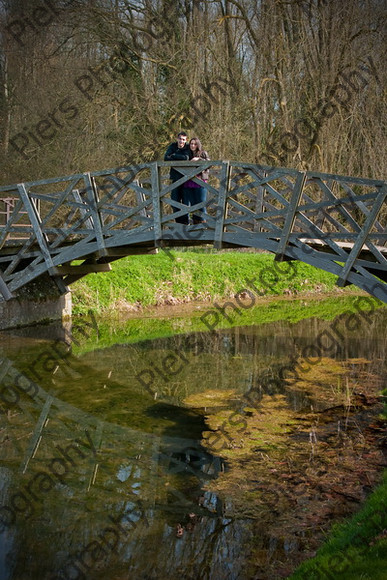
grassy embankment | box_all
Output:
[72,250,359,315]
[289,471,387,579]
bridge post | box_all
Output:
[17,183,56,274]
[84,173,107,257]
[275,171,306,261]
[151,162,162,246]
[214,161,231,249]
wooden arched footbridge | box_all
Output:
[0,161,386,303]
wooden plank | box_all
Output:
[133,179,148,219]
[0,269,14,300]
[289,191,378,215]
[151,162,162,245]
[312,178,360,233]
[275,171,306,261]
[49,236,100,266]
[53,263,112,275]
[50,213,96,249]
[72,189,94,230]
[214,162,231,249]
[255,176,265,232]
[306,170,384,188]
[157,160,216,168]
[290,235,382,285]
[2,173,85,192]
[360,242,387,267]
[288,194,353,261]
[83,173,107,257]
[96,174,144,212]
[35,180,82,231]
[259,180,291,208]
[7,258,46,292]
[159,165,208,197]
[1,163,383,193]
[227,196,263,217]
[292,238,387,270]
[252,169,298,186]
[163,171,213,197]
[101,199,152,232]
[105,247,158,257]
[3,241,40,279]
[283,242,387,303]
[229,161,300,179]
[307,181,385,258]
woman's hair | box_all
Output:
[189,137,202,154]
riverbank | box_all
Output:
[72,250,359,314]
[289,366,387,580]
[289,470,387,579]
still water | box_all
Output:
[0,297,386,579]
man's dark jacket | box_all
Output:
[164,142,191,181]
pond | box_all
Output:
[0,296,386,579]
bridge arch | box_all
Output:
[0,161,386,303]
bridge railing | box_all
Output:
[0,161,386,301]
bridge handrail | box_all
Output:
[0,160,385,192]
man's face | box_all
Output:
[177,135,187,148]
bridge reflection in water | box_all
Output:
[0,350,238,579]
[0,161,386,303]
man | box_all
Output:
[164,131,191,224]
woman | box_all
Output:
[183,137,210,224]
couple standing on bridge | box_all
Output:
[164,132,210,225]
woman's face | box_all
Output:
[190,140,198,151]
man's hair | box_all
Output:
[177,131,188,138]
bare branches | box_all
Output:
[0,0,385,183]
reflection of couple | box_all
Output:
[164,131,210,224]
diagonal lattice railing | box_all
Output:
[0,161,386,302]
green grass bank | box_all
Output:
[72,250,357,314]
[289,471,387,579]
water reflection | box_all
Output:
[0,356,238,579]
[0,301,386,579]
